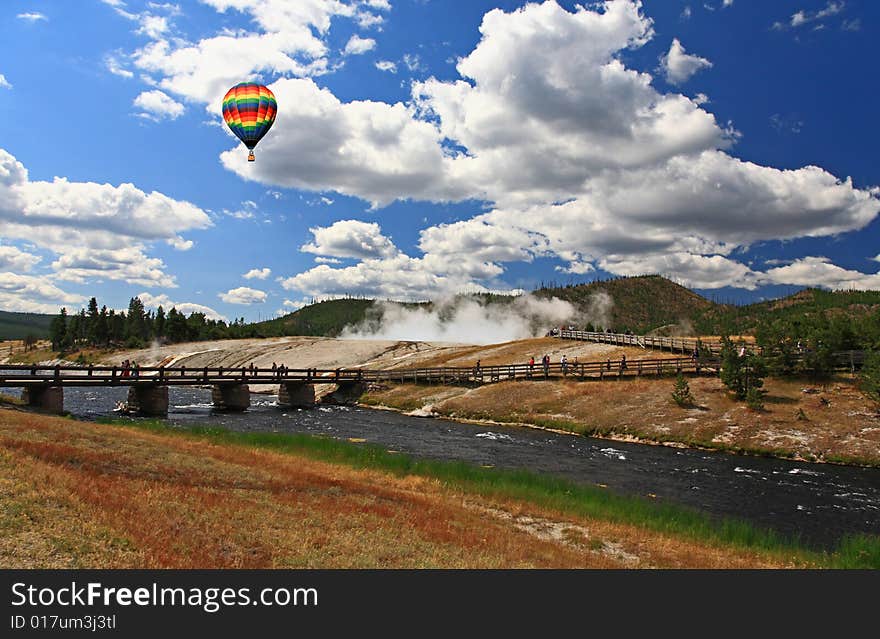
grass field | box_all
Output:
[1,407,877,568]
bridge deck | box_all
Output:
[1,356,714,388]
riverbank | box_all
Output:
[3,406,877,568]
[7,335,878,466]
[360,374,880,467]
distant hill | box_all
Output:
[252,299,376,337]
[255,278,880,338]
[694,288,880,335]
[0,310,53,340]
[534,275,715,334]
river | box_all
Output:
[8,384,880,550]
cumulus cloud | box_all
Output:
[243,267,272,280]
[220,78,460,207]
[301,220,399,259]
[344,34,376,56]
[51,247,177,288]
[0,148,211,298]
[0,272,84,314]
[115,0,389,107]
[762,257,880,291]
[111,0,879,298]
[133,89,185,120]
[137,292,227,321]
[660,38,712,85]
[219,286,268,304]
[0,245,41,272]
[0,75,11,90]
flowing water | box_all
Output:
[8,384,880,550]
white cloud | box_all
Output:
[0,75,11,90]
[301,220,399,259]
[660,38,713,85]
[123,0,879,297]
[219,286,268,304]
[375,60,397,73]
[220,77,459,207]
[723,0,734,6]
[314,256,341,264]
[166,235,194,251]
[137,291,227,320]
[133,89,185,120]
[243,267,271,279]
[402,53,424,72]
[681,6,692,20]
[16,12,48,22]
[0,148,210,288]
[344,34,376,56]
[0,245,40,272]
[281,298,309,312]
[105,54,134,78]
[121,0,379,106]
[0,272,84,314]
[762,257,880,291]
[51,247,177,288]
[776,1,845,30]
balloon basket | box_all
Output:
[248,151,255,162]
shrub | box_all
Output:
[746,386,765,411]
[671,373,695,407]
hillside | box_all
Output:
[694,288,880,335]
[534,275,715,334]
[0,310,53,340]
[252,299,376,337]
[255,278,880,338]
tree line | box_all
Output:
[48,297,264,352]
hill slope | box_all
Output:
[534,275,715,333]
[0,310,53,340]
[694,288,880,335]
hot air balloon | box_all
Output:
[222,82,277,162]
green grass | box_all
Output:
[99,417,880,568]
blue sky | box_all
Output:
[1,0,878,321]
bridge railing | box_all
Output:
[557,330,724,355]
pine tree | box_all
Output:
[49,307,68,351]
[861,351,880,407]
[671,373,695,407]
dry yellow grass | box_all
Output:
[0,408,798,568]
[364,375,880,465]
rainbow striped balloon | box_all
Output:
[222,82,277,160]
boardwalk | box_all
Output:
[1,332,864,416]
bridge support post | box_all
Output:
[22,385,63,414]
[127,384,168,417]
[212,384,250,411]
[323,381,367,405]
[278,382,315,409]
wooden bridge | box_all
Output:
[557,329,723,355]
[1,334,864,416]
[2,354,713,416]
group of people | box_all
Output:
[119,359,139,378]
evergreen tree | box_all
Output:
[49,307,68,351]
[154,305,166,340]
[719,336,766,401]
[860,351,880,406]
[86,297,99,344]
[95,305,110,346]
[671,373,695,407]
[125,297,147,345]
